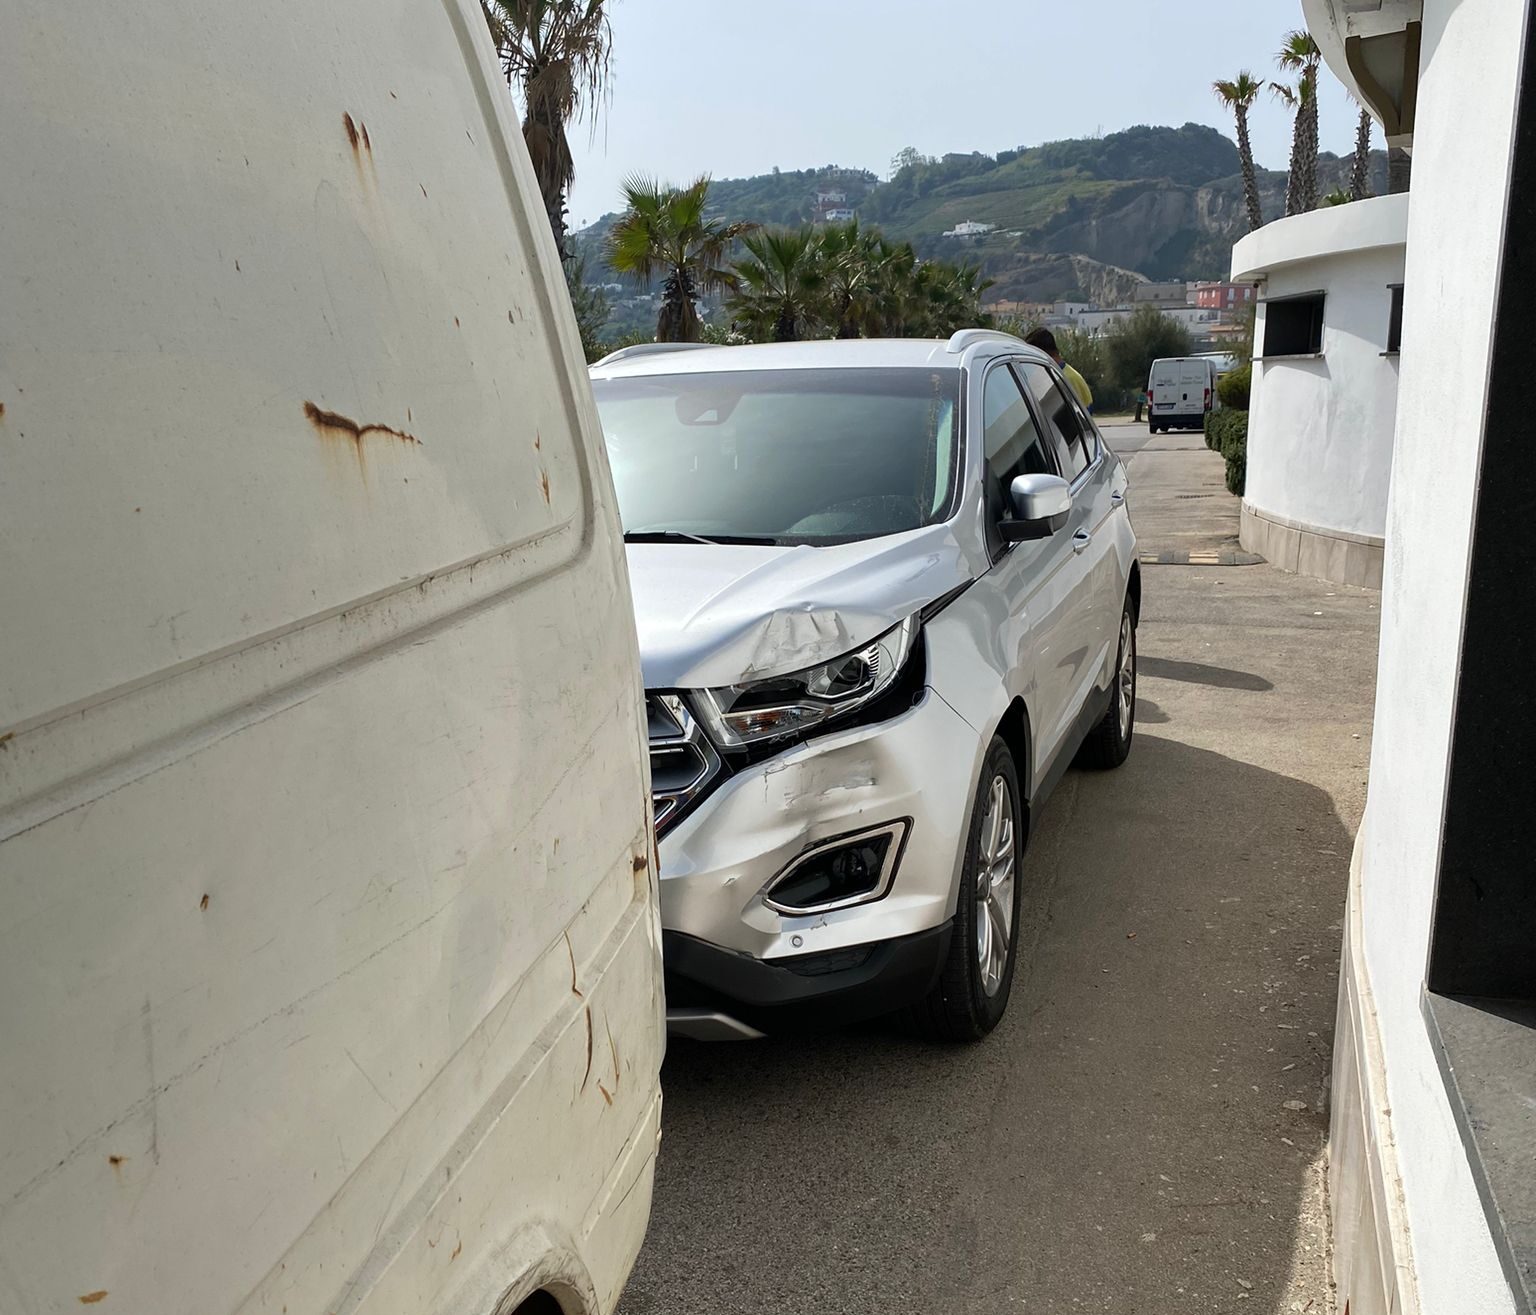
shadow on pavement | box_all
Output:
[1140,656,1276,692]
[622,734,1347,1315]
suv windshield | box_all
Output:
[592,367,962,545]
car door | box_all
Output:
[1018,360,1121,725]
[967,361,1085,789]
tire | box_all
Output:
[912,738,1024,1042]
[1077,595,1137,770]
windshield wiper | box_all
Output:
[623,529,781,546]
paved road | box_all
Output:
[1100,416,1159,459]
[622,437,1379,1315]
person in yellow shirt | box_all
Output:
[1025,328,1094,413]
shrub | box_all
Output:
[1206,409,1248,496]
[1217,363,1251,410]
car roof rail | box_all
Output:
[945,328,1031,355]
[591,342,720,367]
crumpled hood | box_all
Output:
[627,524,976,690]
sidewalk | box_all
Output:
[1112,425,1265,567]
[622,429,1381,1315]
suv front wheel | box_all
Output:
[913,738,1024,1042]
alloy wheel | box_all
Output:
[974,774,1017,997]
[1116,611,1136,740]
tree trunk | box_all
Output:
[524,94,571,262]
[1235,107,1264,230]
[657,268,700,343]
[1350,106,1372,200]
[1284,107,1305,216]
[1300,75,1320,212]
[775,307,798,342]
[1388,146,1412,194]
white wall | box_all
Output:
[1356,0,1527,1311]
[1247,244,1404,539]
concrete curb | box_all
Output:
[1138,549,1268,567]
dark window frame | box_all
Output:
[1387,283,1405,354]
[1259,291,1326,359]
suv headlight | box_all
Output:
[692,616,920,748]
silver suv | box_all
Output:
[591,332,1139,1041]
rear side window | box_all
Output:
[1019,362,1091,480]
[982,366,1056,520]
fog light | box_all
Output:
[764,821,909,914]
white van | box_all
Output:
[1147,357,1220,433]
[0,5,662,1315]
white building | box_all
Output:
[941,220,996,237]
[1231,194,1408,587]
[1289,2,1536,1313]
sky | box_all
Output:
[564,0,1361,229]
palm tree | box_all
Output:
[1350,103,1373,200]
[865,237,918,336]
[814,220,877,338]
[606,175,755,343]
[1276,30,1322,215]
[1213,72,1266,231]
[480,0,613,257]
[728,228,825,342]
[895,260,993,338]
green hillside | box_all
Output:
[573,123,1388,308]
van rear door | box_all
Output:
[0,4,661,1313]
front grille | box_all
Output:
[647,694,722,834]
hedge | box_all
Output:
[1216,363,1251,410]
[1205,409,1248,497]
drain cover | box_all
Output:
[1175,494,1216,500]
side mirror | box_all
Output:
[999,473,1072,542]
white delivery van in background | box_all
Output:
[1146,357,1220,433]
[0,5,661,1315]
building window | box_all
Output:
[1387,284,1404,353]
[1261,292,1325,357]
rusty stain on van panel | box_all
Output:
[343,113,360,152]
[78,1294,108,1306]
[303,403,420,461]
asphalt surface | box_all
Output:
[622,425,1379,1315]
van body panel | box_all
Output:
[1147,356,1217,427]
[0,2,661,1312]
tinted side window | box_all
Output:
[982,366,1056,525]
[1020,362,1091,480]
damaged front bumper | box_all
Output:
[655,687,981,1034]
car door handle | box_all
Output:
[1072,529,1092,554]
[1110,490,1125,506]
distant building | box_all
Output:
[1194,281,1259,309]
[1132,281,1191,305]
[811,188,856,225]
[942,220,996,238]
